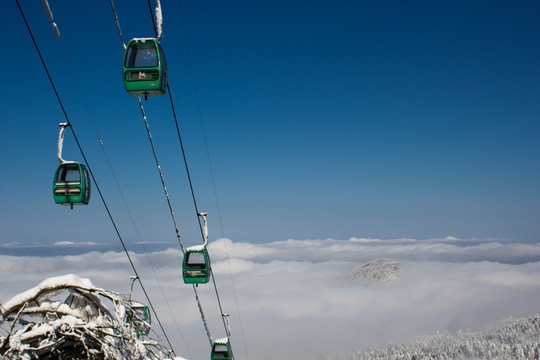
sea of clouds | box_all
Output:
[1,237,540,360]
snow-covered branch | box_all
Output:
[0,275,174,360]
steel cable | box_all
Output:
[15,0,176,355]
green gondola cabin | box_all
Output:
[182,246,210,284]
[211,339,231,360]
[127,302,151,336]
[123,38,167,99]
[53,162,90,206]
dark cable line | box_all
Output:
[109,0,216,350]
[51,2,192,354]
[167,87,206,236]
[210,268,235,360]
[146,0,158,38]
[107,0,197,352]
[145,0,223,327]
[144,0,235,349]
[175,1,250,357]
[137,97,214,345]
[145,1,250,358]
[140,41,217,351]
[126,1,249,358]
[137,98,186,253]
[15,0,176,355]
[176,0,225,235]
[56,27,193,358]
[146,0,205,238]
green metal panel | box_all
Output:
[123,38,167,98]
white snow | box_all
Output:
[354,315,540,359]
[2,274,96,316]
[18,300,85,319]
[214,337,229,344]
[155,0,163,40]
[199,212,209,247]
[131,37,156,42]
[0,274,176,360]
[41,0,54,21]
[52,22,60,40]
[187,244,206,251]
[349,258,399,283]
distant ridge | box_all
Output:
[350,258,399,284]
[354,315,540,359]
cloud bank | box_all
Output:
[1,237,540,360]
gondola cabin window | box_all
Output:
[186,251,206,268]
[56,163,81,183]
[125,43,158,68]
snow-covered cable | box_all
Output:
[194,286,213,346]
[52,22,60,40]
[174,1,248,356]
[223,313,230,337]
[45,1,181,351]
[137,97,215,346]
[16,1,176,354]
[138,98,184,253]
[41,0,53,21]
[41,0,60,39]
[143,0,238,353]
[109,0,126,49]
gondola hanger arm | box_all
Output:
[155,0,163,41]
[222,313,230,336]
[198,212,209,247]
[57,122,70,163]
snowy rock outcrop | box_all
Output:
[349,258,399,284]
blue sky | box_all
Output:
[1,0,539,251]
[1,2,540,359]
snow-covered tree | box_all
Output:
[0,275,175,360]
